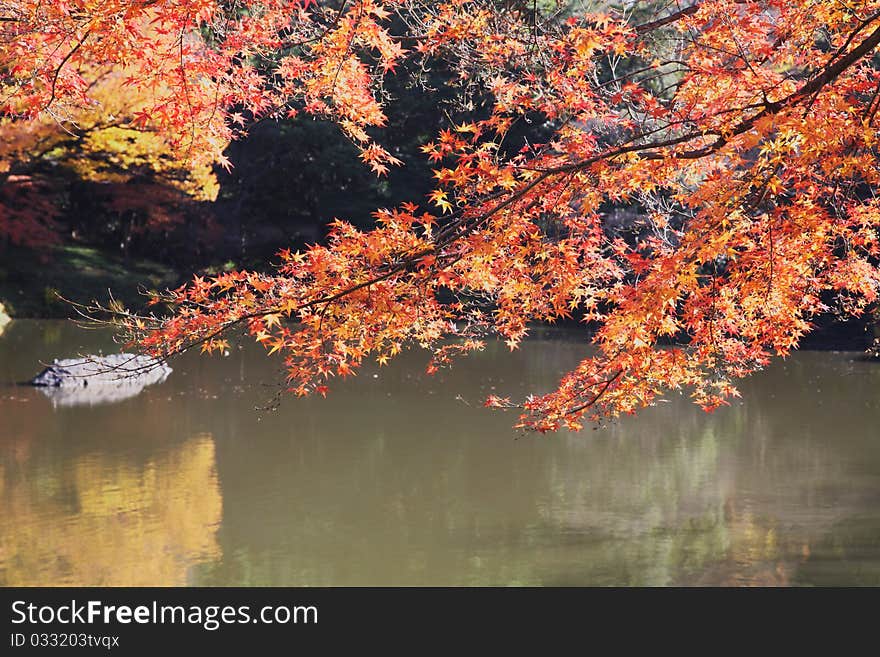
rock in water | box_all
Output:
[30,353,171,387]
[30,354,172,407]
[0,301,10,333]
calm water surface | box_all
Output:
[1,320,879,586]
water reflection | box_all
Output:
[1,320,879,586]
[0,432,221,586]
[794,514,880,586]
[36,382,158,408]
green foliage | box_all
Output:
[0,246,179,318]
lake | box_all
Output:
[1,320,879,586]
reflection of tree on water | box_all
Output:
[0,433,222,586]
[534,353,880,586]
[3,324,880,586]
[193,342,880,586]
[36,381,157,407]
[793,514,880,586]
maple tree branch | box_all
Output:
[822,8,880,70]
[114,165,559,363]
[562,369,624,417]
[120,8,880,360]
[794,17,880,101]
[634,4,700,35]
[633,1,759,35]
[44,29,91,111]
[535,17,880,172]
[329,1,364,98]
[177,15,197,160]
[278,0,349,49]
[863,78,880,121]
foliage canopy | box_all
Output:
[4,1,880,430]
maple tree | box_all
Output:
[4,1,880,431]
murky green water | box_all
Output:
[1,320,879,586]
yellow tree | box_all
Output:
[1,22,221,249]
